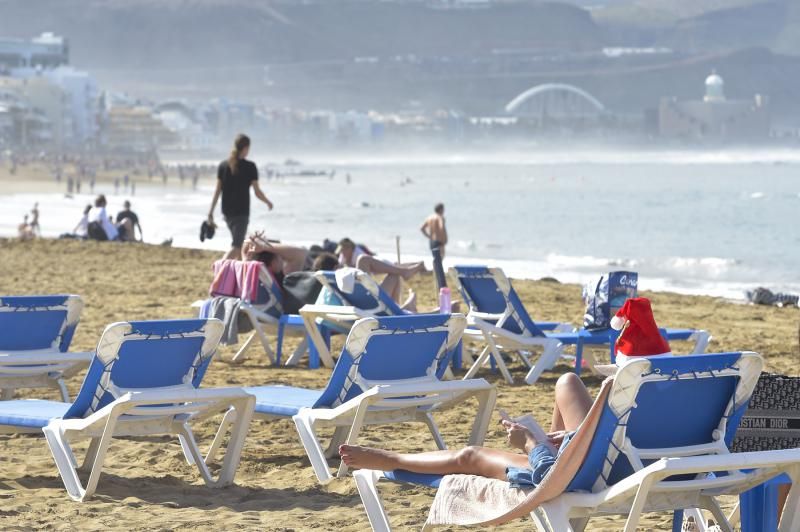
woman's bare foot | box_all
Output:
[339,445,400,470]
[401,288,417,312]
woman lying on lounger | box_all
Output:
[342,299,673,486]
[244,232,422,311]
[340,372,593,487]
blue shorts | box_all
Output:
[506,431,576,488]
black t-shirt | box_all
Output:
[116,209,139,226]
[218,159,258,218]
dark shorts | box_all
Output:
[225,215,249,248]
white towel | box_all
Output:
[335,267,359,294]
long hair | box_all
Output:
[228,134,251,173]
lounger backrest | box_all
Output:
[567,352,763,493]
[315,270,404,316]
[451,266,545,337]
[313,314,466,408]
[251,264,284,319]
[0,295,83,352]
[63,319,224,419]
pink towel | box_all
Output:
[239,261,263,303]
[210,259,239,297]
[209,259,264,302]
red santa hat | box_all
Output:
[610,297,671,364]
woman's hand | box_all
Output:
[502,419,536,453]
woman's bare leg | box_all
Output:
[550,372,593,432]
[380,273,402,302]
[339,444,529,481]
[356,255,424,280]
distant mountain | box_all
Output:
[0,0,602,69]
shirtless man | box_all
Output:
[420,203,448,290]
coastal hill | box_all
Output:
[0,0,602,67]
[0,0,798,117]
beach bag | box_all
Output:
[583,271,638,330]
[731,373,800,452]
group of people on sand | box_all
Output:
[17,203,40,241]
[207,133,449,312]
[67,196,143,242]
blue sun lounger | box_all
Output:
[212,314,496,485]
[354,352,800,531]
[451,266,711,384]
[0,295,93,401]
[0,318,255,501]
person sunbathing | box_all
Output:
[336,237,425,306]
[340,372,592,486]
[342,299,675,485]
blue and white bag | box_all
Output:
[583,271,638,330]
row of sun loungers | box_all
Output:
[1,269,798,530]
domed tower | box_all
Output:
[704,70,726,103]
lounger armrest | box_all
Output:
[57,387,256,430]
[468,311,505,322]
[0,351,94,365]
[299,304,364,316]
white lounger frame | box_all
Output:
[43,386,255,501]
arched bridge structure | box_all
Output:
[505,83,606,121]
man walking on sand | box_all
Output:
[420,203,448,290]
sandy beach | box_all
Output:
[0,238,798,531]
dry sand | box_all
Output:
[0,238,797,531]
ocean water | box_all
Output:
[2,150,799,300]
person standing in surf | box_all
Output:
[420,202,448,290]
[207,134,274,260]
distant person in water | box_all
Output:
[207,134,274,260]
[29,202,40,236]
[116,200,143,242]
[337,237,424,306]
[420,202,448,290]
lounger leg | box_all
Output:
[293,410,335,484]
[691,331,711,354]
[276,322,286,365]
[43,414,117,501]
[80,437,102,471]
[486,335,514,384]
[353,470,393,532]
[467,387,497,446]
[325,426,350,458]
[301,313,335,368]
[336,402,370,478]
[569,517,589,532]
[205,407,238,464]
[532,499,576,532]
[699,496,733,532]
[175,423,217,485]
[422,413,447,450]
[56,378,70,402]
[463,345,491,380]
[525,340,564,385]
[232,332,256,363]
[623,475,656,532]
[778,466,800,532]
[727,502,740,528]
[213,396,255,486]
[285,336,311,367]
[254,325,276,365]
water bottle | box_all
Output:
[439,287,452,313]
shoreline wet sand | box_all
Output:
[0,238,797,530]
